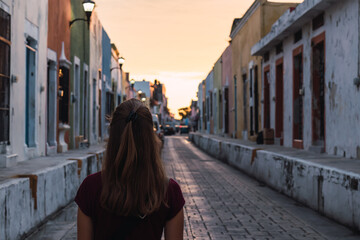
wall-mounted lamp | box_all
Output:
[69,0,95,27]
[118,56,125,69]
[130,79,135,89]
[110,56,125,72]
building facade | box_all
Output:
[205,71,214,134]
[213,57,222,135]
[221,45,232,137]
[70,0,91,149]
[230,0,297,140]
[48,0,72,154]
[0,0,48,167]
[102,28,111,140]
[252,0,359,158]
[89,11,102,144]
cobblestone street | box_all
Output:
[25,136,360,240]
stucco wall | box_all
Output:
[189,132,360,232]
[205,71,214,134]
[221,45,233,136]
[102,28,111,139]
[70,0,90,149]
[265,0,360,159]
[89,11,103,144]
[2,0,48,163]
[231,1,297,141]
[231,6,262,139]
[213,57,222,134]
[197,82,203,132]
[0,150,103,240]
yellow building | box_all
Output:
[230,0,297,140]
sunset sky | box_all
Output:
[96,0,303,119]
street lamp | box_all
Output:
[69,0,95,27]
[118,57,125,69]
[111,57,125,72]
[130,79,135,89]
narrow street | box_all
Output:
[25,136,360,240]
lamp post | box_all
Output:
[69,0,95,27]
[110,57,125,72]
[130,79,136,98]
[118,56,125,69]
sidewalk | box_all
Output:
[189,132,360,232]
[0,144,106,240]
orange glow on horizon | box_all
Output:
[96,0,303,119]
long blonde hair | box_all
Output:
[100,99,167,216]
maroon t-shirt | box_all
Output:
[75,172,185,240]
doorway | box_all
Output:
[312,33,325,149]
[293,46,304,149]
[224,87,229,134]
[25,44,36,147]
[263,66,270,129]
[275,59,284,145]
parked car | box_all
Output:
[152,114,164,145]
[174,120,181,133]
[179,123,189,134]
[163,122,176,135]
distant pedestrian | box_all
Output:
[75,99,185,240]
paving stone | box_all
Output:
[24,136,360,240]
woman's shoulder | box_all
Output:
[84,171,102,183]
[165,178,185,220]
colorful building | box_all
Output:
[205,71,214,134]
[221,45,232,137]
[89,11,102,144]
[48,0,72,153]
[102,28,111,139]
[197,81,204,132]
[230,0,297,140]
[213,57,222,135]
[70,0,91,148]
[0,0,48,166]
[252,0,360,158]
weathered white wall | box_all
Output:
[189,132,360,231]
[1,0,48,164]
[324,0,360,158]
[89,11,103,145]
[0,150,104,240]
[264,0,360,158]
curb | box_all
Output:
[189,133,360,231]
[0,149,105,240]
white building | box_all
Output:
[252,0,360,159]
[89,11,102,145]
[110,46,122,108]
[0,0,48,167]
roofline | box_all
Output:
[230,0,262,39]
[251,0,338,56]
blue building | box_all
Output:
[102,28,111,139]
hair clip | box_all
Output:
[126,110,138,123]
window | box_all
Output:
[312,13,324,31]
[294,29,302,43]
[0,8,11,144]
